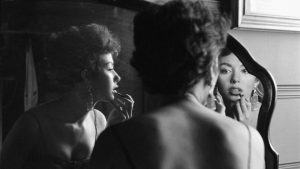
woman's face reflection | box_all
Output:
[217,53,257,102]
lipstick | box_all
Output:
[113,90,127,98]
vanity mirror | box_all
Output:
[227,35,278,169]
[0,0,278,169]
[216,42,264,129]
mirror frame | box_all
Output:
[227,34,278,169]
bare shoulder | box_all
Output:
[246,126,265,169]
[93,109,108,135]
[9,109,40,134]
[217,119,265,169]
[0,109,41,169]
[223,120,265,154]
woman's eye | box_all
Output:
[220,68,231,74]
[241,68,248,74]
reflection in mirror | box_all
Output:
[0,1,144,137]
[217,46,264,128]
[226,35,278,169]
[0,2,145,168]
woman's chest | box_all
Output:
[38,115,97,160]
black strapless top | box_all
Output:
[24,154,90,169]
[23,110,98,169]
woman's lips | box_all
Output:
[228,87,242,95]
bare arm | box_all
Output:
[93,109,108,138]
[0,112,39,169]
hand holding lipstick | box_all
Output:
[107,91,134,126]
[215,94,226,116]
[206,93,226,115]
[235,94,251,122]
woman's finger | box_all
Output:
[124,94,134,103]
[206,94,216,110]
[215,101,226,115]
[215,94,224,105]
[240,97,251,119]
[239,97,247,114]
[121,94,134,117]
[114,93,134,104]
[215,95,225,115]
[235,101,243,121]
[122,113,127,120]
[111,92,134,120]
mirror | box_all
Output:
[0,1,278,169]
[217,43,264,128]
[227,35,278,169]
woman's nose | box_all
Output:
[230,71,240,84]
[114,72,121,83]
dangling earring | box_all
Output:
[86,83,94,111]
[206,93,216,110]
[250,87,259,111]
[82,69,94,111]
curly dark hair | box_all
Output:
[131,0,230,95]
[42,23,120,94]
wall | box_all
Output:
[229,29,300,168]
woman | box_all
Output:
[0,23,134,169]
[217,47,262,127]
[90,1,265,169]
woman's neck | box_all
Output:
[50,90,93,123]
[185,80,210,105]
[184,92,203,106]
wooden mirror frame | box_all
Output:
[227,34,279,169]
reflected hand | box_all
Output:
[215,94,226,116]
[108,92,134,126]
[206,94,226,115]
[235,95,251,122]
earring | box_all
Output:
[206,93,216,110]
[250,87,259,111]
[86,83,94,111]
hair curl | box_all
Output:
[42,23,120,94]
[131,0,230,95]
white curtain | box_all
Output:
[24,40,38,111]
